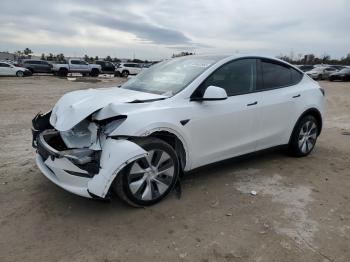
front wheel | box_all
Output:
[289,115,319,157]
[16,71,24,77]
[113,138,179,207]
[90,69,100,77]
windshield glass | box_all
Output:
[339,68,350,73]
[121,55,225,95]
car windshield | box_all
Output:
[339,68,350,73]
[121,56,225,95]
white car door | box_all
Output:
[0,62,14,75]
[254,59,303,150]
[186,58,261,168]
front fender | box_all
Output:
[87,138,147,197]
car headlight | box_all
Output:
[94,115,127,135]
[103,119,125,135]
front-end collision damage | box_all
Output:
[32,110,148,199]
[87,138,147,197]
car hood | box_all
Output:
[50,87,167,131]
[15,66,28,71]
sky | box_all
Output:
[0,0,349,60]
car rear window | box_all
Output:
[258,59,303,90]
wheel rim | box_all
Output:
[17,71,23,77]
[298,121,317,153]
[127,149,175,201]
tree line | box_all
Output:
[278,53,350,65]
[10,48,350,65]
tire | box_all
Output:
[317,74,323,81]
[329,77,334,82]
[16,71,24,77]
[90,69,99,77]
[113,137,179,207]
[122,70,129,77]
[289,115,319,157]
[58,68,68,77]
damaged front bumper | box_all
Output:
[32,112,147,199]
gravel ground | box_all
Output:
[0,75,349,262]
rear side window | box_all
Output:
[259,59,302,90]
[26,60,40,65]
[0,63,10,67]
[71,60,79,64]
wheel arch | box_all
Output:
[147,130,187,173]
[289,108,323,144]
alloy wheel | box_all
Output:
[298,121,317,154]
[127,149,175,201]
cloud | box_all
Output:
[71,10,192,45]
[0,0,349,59]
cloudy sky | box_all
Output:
[0,0,349,60]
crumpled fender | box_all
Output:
[87,138,147,197]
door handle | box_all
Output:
[247,101,258,106]
[292,94,301,98]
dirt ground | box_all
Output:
[0,75,349,262]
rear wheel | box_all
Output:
[16,71,24,77]
[289,115,319,157]
[58,68,68,77]
[317,74,322,80]
[113,138,179,207]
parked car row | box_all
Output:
[0,59,151,77]
[0,61,32,77]
[296,64,350,82]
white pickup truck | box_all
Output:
[52,59,101,77]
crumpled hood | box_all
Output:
[51,87,167,131]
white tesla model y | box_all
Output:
[32,55,325,206]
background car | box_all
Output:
[329,68,350,81]
[0,61,31,77]
[115,62,143,77]
[306,66,337,80]
[21,59,53,74]
[95,60,116,74]
[52,59,101,77]
[32,55,325,207]
[297,65,314,72]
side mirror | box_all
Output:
[192,85,228,101]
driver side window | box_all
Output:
[201,59,257,96]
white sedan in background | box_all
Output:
[0,61,31,77]
[32,55,325,207]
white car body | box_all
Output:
[115,63,143,76]
[32,55,325,203]
[0,61,29,76]
[52,59,101,75]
